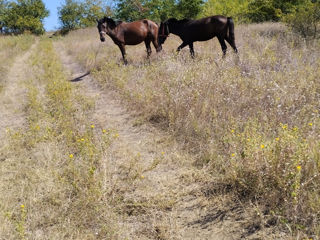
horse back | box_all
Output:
[119,20,158,45]
[181,15,229,41]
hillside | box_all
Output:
[0,23,319,239]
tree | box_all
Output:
[58,0,84,30]
[0,0,8,33]
[115,0,177,22]
[201,0,248,23]
[176,0,203,19]
[2,0,49,34]
[81,0,105,26]
[245,0,312,23]
[245,0,282,22]
[58,0,107,31]
[272,0,306,15]
[115,0,147,21]
[284,0,320,39]
[114,0,203,22]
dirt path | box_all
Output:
[53,42,285,240]
[0,41,37,140]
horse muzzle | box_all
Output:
[158,35,167,44]
[100,31,106,42]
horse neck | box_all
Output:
[169,23,183,36]
[106,25,120,39]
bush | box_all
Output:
[58,0,106,32]
[2,0,48,35]
[200,0,249,23]
[284,1,320,40]
[245,0,282,22]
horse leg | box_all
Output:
[144,40,152,58]
[177,42,188,53]
[225,37,238,53]
[189,42,195,58]
[152,38,162,52]
[217,36,227,57]
[145,40,152,58]
[118,44,127,64]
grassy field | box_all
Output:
[0,38,119,239]
[60,22,320,238]
[0,34,35,92]
[0,22,319,239]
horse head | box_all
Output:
[158,21,170,45]
[97,17,119,42]
[97,17,107,42]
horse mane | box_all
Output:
[166,18,190,25]
[180,18,190,23]
[103,17,122,29]
[167,18,178,23]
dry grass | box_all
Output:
[0,37,120,239]
[0,34,34,92]
[60,22,320,238]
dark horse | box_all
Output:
[158,16,238,58]
[97,17,162,64]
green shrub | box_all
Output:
[284,1,320,39]
[245,0,282,22]
[2,0,48,35]
[200,0,249,23]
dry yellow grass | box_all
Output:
[60,22,320,238]
[0,22,319,239]
[0,38,119,239]
[0,34,35,93]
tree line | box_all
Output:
[0,0,319,39]
[0,0,48,34]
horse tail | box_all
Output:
[227,17,235,42]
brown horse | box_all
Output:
[158,16,238,58]
[97,17,162,64]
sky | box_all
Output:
[43,0,61,31]
[42,0,114,32]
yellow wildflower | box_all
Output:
[69,154,74,158]
[20,204,24,208]
[102,129,107,133]
[140,175,145,179]
[231,153,235,157]
[161,151,165,155]
[91,124,95,129]
[260,144,265,149]
[114,133,119,138]
[275,137,280,141]
[297,165,301,171]
[308,123,313,126]
[231,129,235,133]
[293,127,298,131]
[81,138,85,141]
